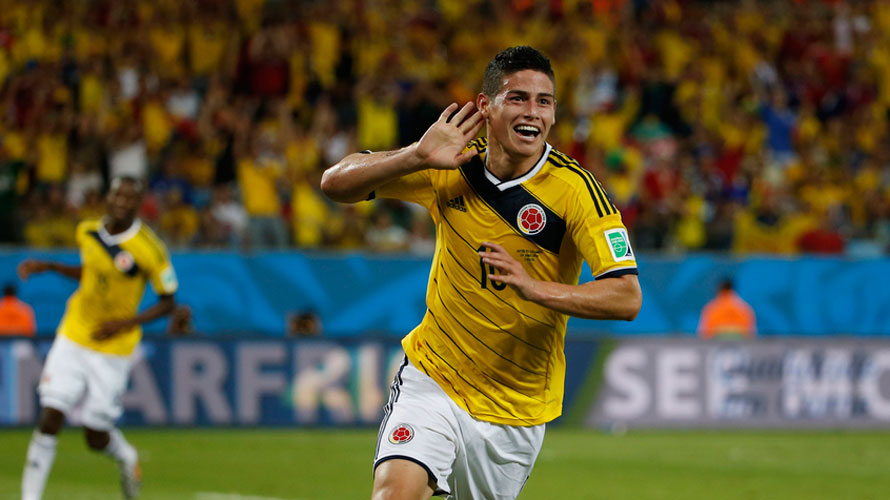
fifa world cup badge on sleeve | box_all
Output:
[604,228,634,261]
[389,424,415,444]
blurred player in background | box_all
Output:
[17,176,178,500]
[322,46,642,500]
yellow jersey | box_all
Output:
[374,140,638,425]
[58,219,178,356]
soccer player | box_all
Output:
[321,46,642,500]
[17,176,178,500]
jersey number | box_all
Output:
[477,245,506,291]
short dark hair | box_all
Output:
[720,279,734,291]
[3,283,15,296]
[482,46,555,97]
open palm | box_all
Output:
[415,102,485,170]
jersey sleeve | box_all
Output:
[568,189,638,279]
[373,167,436,210]
[147,242,179,296]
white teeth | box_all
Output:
[515,125,540,133]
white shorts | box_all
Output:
[39,335,133,431]
[374,357,545,499]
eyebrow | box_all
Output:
[505,90,555,99]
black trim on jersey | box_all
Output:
[442,246,555,333]
[549,152,617,215]
[374,456,445,495]
[437,260,550,352]
[375,357,409,461]
[597,268,639,280]
[546,158,603,217]
[88,231,141,277]
[460,157,567,255]
[424,340,530,424]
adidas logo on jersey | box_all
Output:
[447,195,467,212]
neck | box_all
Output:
[105,218,134,235]
[484,140,544,181]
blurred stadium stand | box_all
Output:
[0,0,887,255]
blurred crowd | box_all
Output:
[0,0,888,255]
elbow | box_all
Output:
[319,169,340,200]
[320,168,358,203]
[620,281,643,321]
[623,292,642,321]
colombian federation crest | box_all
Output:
[114,250,136,273]
[517,204,546,235]
[388,423,414,444]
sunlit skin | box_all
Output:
[477,69,556,182]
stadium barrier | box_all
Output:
[2,251,890,337]
[3,337,890,429]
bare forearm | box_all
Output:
[320,145,424,203]
[526,275,642,321]
[133,295,176,326]
[47,263,82,281]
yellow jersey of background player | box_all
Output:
[59,216,178,356]
[372,136,637,425]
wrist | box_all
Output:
[403,143,427,172]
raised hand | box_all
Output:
[415,102,485,170]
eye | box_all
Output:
[539,98,551,105]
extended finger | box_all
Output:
[438,103,459,122]
[449,101,477,125]
[459,112,484,135]
[480,241,508,254]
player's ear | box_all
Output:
[476,93,490,119]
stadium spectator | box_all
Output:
[0,0,887,255]
[0,283,36,336]
[698,278,757,340]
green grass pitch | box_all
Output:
[1,428,889,499]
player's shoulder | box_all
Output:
[134,222,171,261]
[544,146,618,217]
[540,147,594,190]
[76,218,102,237]
[77,218,102,231]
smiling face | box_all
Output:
[478,69,556,162]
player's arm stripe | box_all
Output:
[596,267,639,280]
[442,248,554,346]
[423,340,532,424]
[553,151,619,215]
[428,307,547,399]
[550,153,615,216]
[88,231,141,277]
[443,246,555,332]
[430,285,547,377]
[546,158,604,217]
